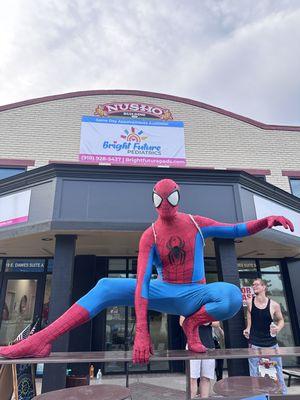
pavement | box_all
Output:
[34,371,300,399]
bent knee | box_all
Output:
[209,283,242,320]
[96,278,110,289]
[223,284,242,317]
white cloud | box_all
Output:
[0,0,300,125]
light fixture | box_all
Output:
[41,238,53,241]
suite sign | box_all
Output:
[94,102,173,120]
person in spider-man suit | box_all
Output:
[0,179,294,364]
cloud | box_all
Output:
[0,0,300,125]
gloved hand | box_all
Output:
[247,215,294,234]
[133,327,153,364]
[266,216,294,230]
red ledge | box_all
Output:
[0,89,300,132]
[227,168,271,176]
[0,158,35,167]
[282,170,300,178]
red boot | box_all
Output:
[0,303,89,359]
[182,306,215,353]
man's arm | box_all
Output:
[133,228,155,364]
[194,215,294,239]
[212,321,224,338]
[271,301,285,334]
[243,300,252,339]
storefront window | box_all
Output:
[127,306,147,373]
[105,271,147,373]
[206,272,218,284]
[149,311,169,371]
[47,259,53,272]
[261,273,294,348]
[41,275,52,329]
[204,259,217,272]
[105,302,126,372]
[106,259,169,373]
[128,259,137,274]
[0,279,38,345]
[108,258,126,271]
[260,260,280,272]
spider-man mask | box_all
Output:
[153,179,180,219]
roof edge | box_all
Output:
[0,163,300,212]
[1,89,300,132]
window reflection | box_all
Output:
[0,279,37,345]
[261,273,294,347]
[127,306,147,373]
[108,259,126,271]
[105,303,126,373]
[41,275,52,329]
[204,259,217,272]
[260,261,280,272]
[206,273,218,284]
[149,311,169,371]
[106,260,169,373]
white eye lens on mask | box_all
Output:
[167,190,179,206]
[153,192,163,208]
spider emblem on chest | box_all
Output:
[166,236,186,265]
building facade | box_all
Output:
[0,90,300,391]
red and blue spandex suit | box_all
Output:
[0,179,294,364]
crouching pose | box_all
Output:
[0,179,294,364]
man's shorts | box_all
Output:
[190,359,215,380]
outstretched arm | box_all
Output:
[194,215,294,239]
[133,228,155,364]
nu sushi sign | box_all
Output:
[94,102,173,120]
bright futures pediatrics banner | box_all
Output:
[79,116,186,166]
[0,190,31,228]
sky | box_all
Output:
[1,0,300,125]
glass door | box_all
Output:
[103,258,170,374]
[0,275,42,345]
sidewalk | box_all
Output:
[35,372,300,399]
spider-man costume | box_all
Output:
[0,179,294,364]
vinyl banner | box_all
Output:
[0,190,31,228]
[79,116,186,167]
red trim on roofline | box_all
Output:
[227,168,271,176]
[282,170,300,178]
[1,90,300,132]
[0,159,35,167]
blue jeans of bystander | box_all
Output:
[248,344,287,395]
